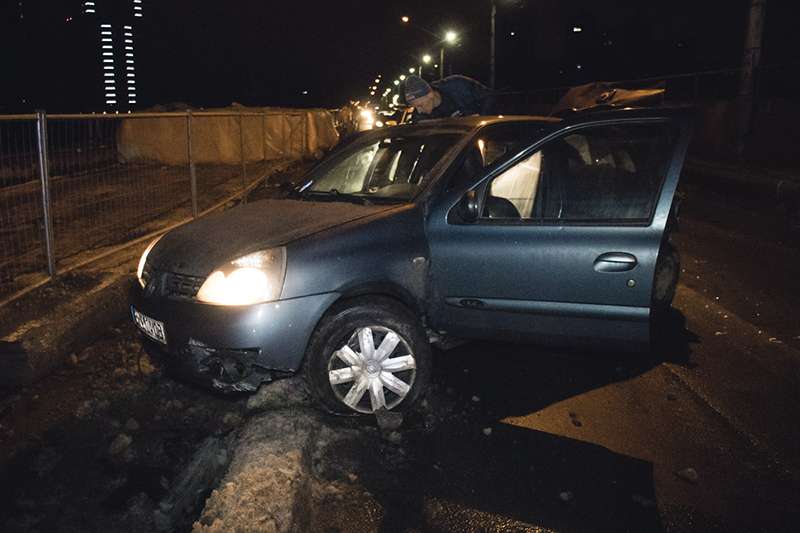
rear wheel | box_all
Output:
[652,240,680,311]
[305,298,431,415]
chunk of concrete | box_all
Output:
[193,411,319,533]
[246,377,310,412]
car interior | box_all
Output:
[481,125,673,222]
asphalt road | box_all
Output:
[1,171,798,532]
[308,177,800,532]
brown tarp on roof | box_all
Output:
[552,81,666,116]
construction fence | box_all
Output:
[0,107,339,302]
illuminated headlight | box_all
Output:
[196,248,287,306]
[375,120,384,128]
[137,235,163,288]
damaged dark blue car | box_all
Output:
[130,109,691,414]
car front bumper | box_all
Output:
[130,283,339,392]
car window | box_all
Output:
[481,122,677,223]
[308,134,460,199]
[445,123,542,193]
[483,152,542,218]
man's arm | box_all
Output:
[467,78,494,115]
[450,75,493,115]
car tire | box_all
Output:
[652,240,680,312]
[304,297,431,415]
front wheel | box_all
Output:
[305,298,431,415]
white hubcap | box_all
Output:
[327,326,416,414]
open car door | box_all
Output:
[426,109,692,350]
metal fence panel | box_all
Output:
[0,109,337,301]
[0,116,48,297]
[45,115,193,271]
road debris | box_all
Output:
[385,431,402,444]
[108,433,132,456]
[245,377,309,412]
[156,436,233,532]
[375,407,403,431]
[676,467,699,484]
[124,418,140,432]
[222,412,243,426]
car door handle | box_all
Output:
[593,252,638,273]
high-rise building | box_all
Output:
[0,0,149,113]
[81,0,145,112]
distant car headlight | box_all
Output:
[196,248,287,306]
[137,235,163,288]
[375,120,384,128]
[359,109,375,128]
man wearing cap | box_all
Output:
[404,75,493,121]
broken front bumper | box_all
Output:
[130,284,339,392]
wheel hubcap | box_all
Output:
[327,325,416,414]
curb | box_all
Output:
[685,159,800,205]
[0,273,135,389]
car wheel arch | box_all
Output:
[299,288,426,368]
[333,282,425,320]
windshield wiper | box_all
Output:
[303,189,372,205]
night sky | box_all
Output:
[1,0,798,112]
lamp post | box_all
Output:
[441,30,458,78]
[490,1,497,88]
[420,53,432,79]
[401,17,458,80]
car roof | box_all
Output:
[399,115,560,131]
[393,106,692,133]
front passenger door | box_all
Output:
[427,117,691,349]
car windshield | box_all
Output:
[305,133,462,201]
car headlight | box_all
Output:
[137,235,163,288]
[196,248,287,306]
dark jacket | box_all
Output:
[415,75,493,121]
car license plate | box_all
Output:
[131,306,167,345]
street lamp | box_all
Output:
[440,30,458,78]
[417,54,432,79]
[399,17,459,79]
[399,74,406,81]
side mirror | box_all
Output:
[460,189,480,222]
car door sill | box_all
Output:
[444,297,649,322]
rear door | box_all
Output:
[426,113,691,349]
